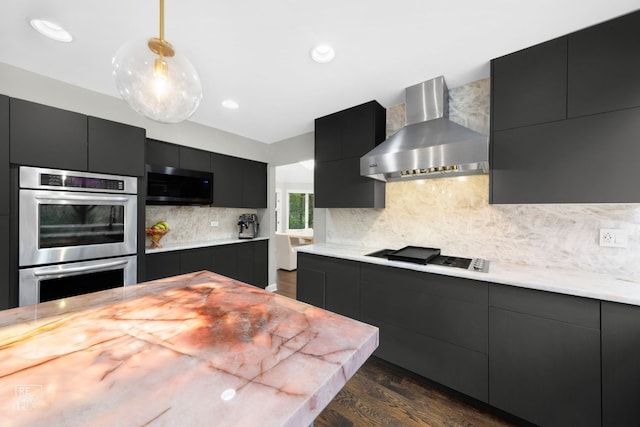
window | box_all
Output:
[288,192,314,230]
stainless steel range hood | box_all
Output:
[360,76,489,182]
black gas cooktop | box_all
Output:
[365,246,489,273]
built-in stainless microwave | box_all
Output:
[146,165,213,206]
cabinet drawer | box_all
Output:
[367,316,488,403]
[489,284,600,329]
[361,264,488,353]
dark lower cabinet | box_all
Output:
[489,285,601,427]
[0,215,8,310]
[297,253,360,320]
[0,95,8,216]
[146,241,268,288]
[601,301,640,426]
[145,252,180,281]
[361,264,489,402]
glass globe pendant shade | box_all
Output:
[112,38,202,123]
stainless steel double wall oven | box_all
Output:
[18,166,138,306]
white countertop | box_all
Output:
[145,237,269,254]
[297,243,640,307]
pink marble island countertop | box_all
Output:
[0,271,379,427]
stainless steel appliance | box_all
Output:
[238,213,259,239]
[360,76,489,182]
[366,246,489,272]
[18,166,138,306]
[146,164,213,206]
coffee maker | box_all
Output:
[238,213,259,239]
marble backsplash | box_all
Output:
[145,206,256,247]
[326,78,640,281]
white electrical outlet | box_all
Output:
[210,221,219,227]
[599,228,629,248]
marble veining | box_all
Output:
[0,272,378,427]
[146,206,257,248]
[327,78,640,283]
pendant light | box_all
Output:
[112,0,202,123]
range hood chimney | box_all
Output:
[360,76,489,182]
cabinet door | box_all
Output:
[210,244,238,279]
[0,215,8,310]
[361,264,488,402]
[489,285,601,427]
[340,101,382,159]
[602,301,640,426]
[296,253,360,319]
[146,139,179,168]
[211,153,242,207]
[88,117,145,177]
[491,107,640,203]
[235,242,255,284]
[145,252,180,281]
[296,255,326,308]
[242,159,267,208]
[315,158,385,208]
[180,247,213,274]
[568,10,640,117]
[492,37,567,131]
[314,113,342,162]
[179,146,211,172]
[252,240,269,288]
[0,96,8,216]
[10,98,87,171]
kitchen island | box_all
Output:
[0,271,378,427]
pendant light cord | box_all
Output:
[159,0,165,42]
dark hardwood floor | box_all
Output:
[275,269,522,427]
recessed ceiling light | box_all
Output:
[222,99,239,110]
[30,19,73,43]
[310,44,335,64]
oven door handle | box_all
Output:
[32,259,129,278]
[33,194,130,203]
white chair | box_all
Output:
[275,232,299,271]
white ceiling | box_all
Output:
[2,1,638,144]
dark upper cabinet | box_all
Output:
[601,301,640,426]
[489,285,601,426]
[211,153,243,207]
[242,159,267,209]
[211,153,267,208]
[146,139,179,168]
[490,10,640,204]
[492,107,640,203]
[492,37,568,131]
[315,158,385,208]
[179,146,211,172]
[0,96,8,216]
[568,11,640,118]
[314,100,386,208]
[10,98,87,171]
[88,117,145,177]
